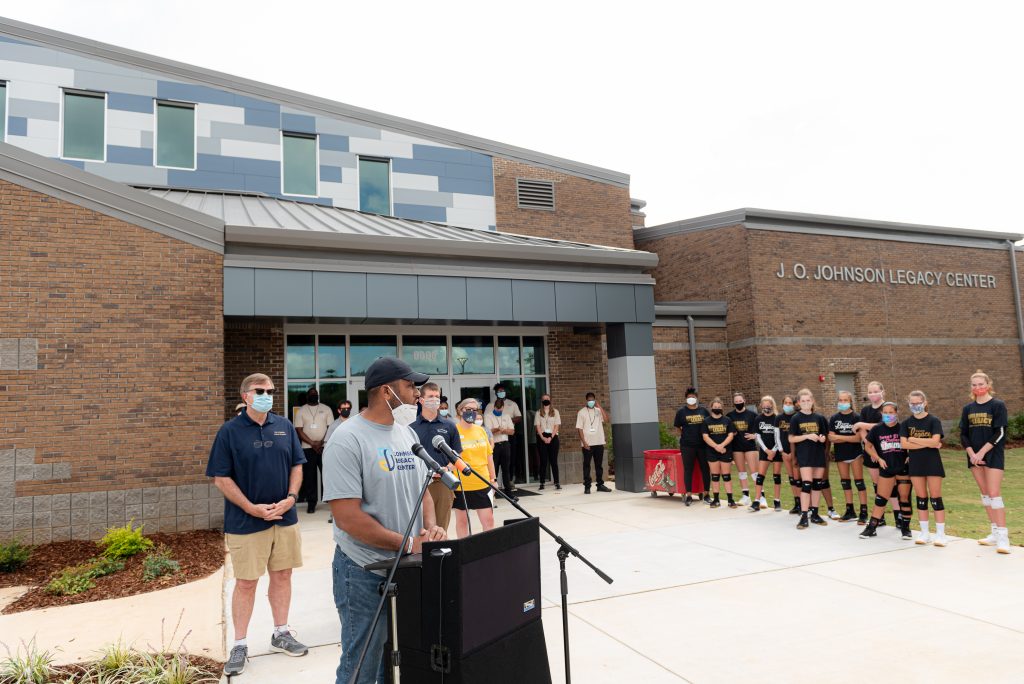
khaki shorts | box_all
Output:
[226,524,303,581]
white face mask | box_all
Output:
[686,397,697,407]
[422,398,440,411]
[387,386,419,427]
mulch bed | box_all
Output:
[1,529,224,614]
[53,655,222,682]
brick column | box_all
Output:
[606,323,660,492]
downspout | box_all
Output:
[686,315,699,390]
[1007,240,1024,371]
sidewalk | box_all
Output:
[233,487,1024,683]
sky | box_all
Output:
[6,1,1024,230]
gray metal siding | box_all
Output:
[554,282,597,323]
[466,278,513,320]
[596,283,637,323]
[634,285,655,323]
[512,280,556,322]
[312,271,366,318]
[255,269,312,316]
[418,276,468,320]
[366,274,418,319]
[223,267,255,315]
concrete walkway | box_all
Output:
[231,487,1024,683]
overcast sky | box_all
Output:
[7,1,1024,230]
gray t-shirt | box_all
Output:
[322,414,429,573]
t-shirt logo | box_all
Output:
[709,424,726,435]
[378,446,417,473]
[968,412,993,427]
[686,415,704,425]
[799,422,819,434]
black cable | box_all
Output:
[437,552,446,684]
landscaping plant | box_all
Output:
[98,521,153,560]
[0,638,55,684]
[0,539,31,573]
[45,557,125,596]
[142,546,181,582]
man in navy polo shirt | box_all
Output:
[411,381,462,534]
[207,372,309,677]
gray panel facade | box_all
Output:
[611,422,660,492]
[418,276,468,320]
[634,285,656,323]
[255,269,312,316]
[312,271,367,318]
[555,282,597,323]
[366,274,419,319]
[223,267,255,316]
[596,283,637,323]
[606,323,655,359]
[466,278,513,320]
[511,280,556,322]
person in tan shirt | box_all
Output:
[485,398,517,498]
[534,394,562,490]
[575,392,611,494]
[293,387,334,513]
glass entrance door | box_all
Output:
[447,377,495,419]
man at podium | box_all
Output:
[323,357,447,684]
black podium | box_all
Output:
[370,517,552,683]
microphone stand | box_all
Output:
[446,451,613,684]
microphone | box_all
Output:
[431,435,471,476]
[410,443,460,491]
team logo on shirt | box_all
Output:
[798,422,819,434]
[879,437,901,453]
[968,412,993,427]
[906,428,933,439]
[833,420,856,433]
[685,415,704,424]
[378,447,417,472]
[708,423,727,435]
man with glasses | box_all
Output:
[207,373,309,677]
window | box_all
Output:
[350,336,397,376]
[451,336,495,375]
[516,178,555,210]
[282,132,318,196]
[0,82,6,141]
[63,90,106,161]
[155,101,195,169]
[402,336,448,375]
[359,157,390,215]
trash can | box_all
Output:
[644,449,684,498]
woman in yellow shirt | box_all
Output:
[453,397,498,537]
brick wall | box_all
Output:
[654,326,733,425]
[224,318,285,420]
[493,158,635,250]
[0,179,224,541]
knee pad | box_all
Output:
[711,474,721,482]
[822,478,832,489]
[930,497,944,511]
[801,481,813,494]
[812,479,826,491]
[755,473,765,486]
[874,494,888,508]
[722,474,732,482]
[773,474,782,485]
[916,497,929,511]
[738,472,748,481]
[840,479,852,491]
[854,479,866,492]
[789,477,798,487]
[982,495,992,507]
[992,496,1005,510]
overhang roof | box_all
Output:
[142,188,659,269]
[0,15,629,188]
[635,208,1024,250]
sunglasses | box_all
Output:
[248,388,275,395]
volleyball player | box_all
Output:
[726,393,759,506]
[960,370,1011,554]
[674,387,711,506]
[860,402,912,539]
[752,395,783,511]
[900,390,947,546]
[789,389,830,529]
[778,396,801,514]
[854,381,890,526]
[829,391,867,522]
[701,398,737,508]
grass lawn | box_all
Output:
[816,448,1021,545]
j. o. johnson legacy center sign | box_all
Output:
[775,262,998,288]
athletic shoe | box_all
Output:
[997,530,1011,555]
[703,494,713,504]
[684,495,692,507]
[728,500,739,508]
[797,515,809,529]
[857,510,868,526]
[978,531,998,546]
[810,511,828,526]
[710,499,721,508]
[877,516,887,528]
[759,496,769,508]
[224,645,248,676]
[739,495,751,506]
[900,523,913,540]
[774,500,782,512]
[539,483,545,490]
[596,484,612,493]
[555,483,562,490]
[839,509,858,523]
[827,508,841,520]
[933,532,949,547]
[860,525,878,539]
[750,501,761,512]
[789,502,801,515]
[915,531,932,545]
[584,486,591,494]
[270,630,308,657]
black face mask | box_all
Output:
[542,399,551,406]
[734,403,745,411]
[308,394,319,405]
[339,408,351,418]
[710,409,723,416]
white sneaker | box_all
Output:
[759,496,768,508]
[739,495,751,506]
[828,509,841,520]
[979,529,998,546]
[915,531,932,545]
[933,532,949,547]
[997,531,1011,555]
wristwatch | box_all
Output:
[287,493,298,501]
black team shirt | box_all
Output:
[959,398,1008,460]
[701,414,735,447]
[899,414,944,460]
[776,412,793,452]
[726,408,758,451]
[867,421,905,466]
[755,414,781,452]
[829,411,861,460]
[674,405,709,446]
[789,411,828,461]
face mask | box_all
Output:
[909,403,925,415]
[542,399,551,406]
[339,408,351,418]
[868,392,883,404]
[251,393,273,413]
[496,391,506,399]
[710,409,722,416]
[587,400,596,409]
[686,397,697,407]
[423,398,440,411]
[734,403,745,411]
[462,410,478,424]
[882,414,898,425]
[972,387,989,397]
[837,402,851,411]
[439,409,449,417]
[493,410,503,417]
[475,417,484,426]
[762,406,773,414]
[783,405,795,415]
[386,386,418,427]
[307,394,319,406]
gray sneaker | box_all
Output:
[224,645,247,676]
[270,630,309,657]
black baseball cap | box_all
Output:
[364,356,429,390]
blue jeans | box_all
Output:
[333,546,387,684]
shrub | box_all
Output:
[142,546,181,582]
[659,422,678,448]
[98,520,153,560]
[0,638,56,684]
[1008,411,1024,441]
[0,539,31,573]
[45,557,125,596]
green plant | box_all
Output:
[46,557,125,596]
[98,520,153,560]
[0,638,56,684]
[1008,411,1024,441]
[0,539,31,573]
[142,546,181,582]
[95,639,142,673]
[659,422,678,448]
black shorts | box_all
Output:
[879,457,909,479]
[707,448,733,463]
[968,450,1005,470]
[759,450,783,462]
[908,452,945,478]
[796,452,827,469]
[452,489,491,510]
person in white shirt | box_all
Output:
[293,387,335,514]
[534,394,561,490]
[486,382,524,482]
[575,392,612,494]
[484,398,517,498]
